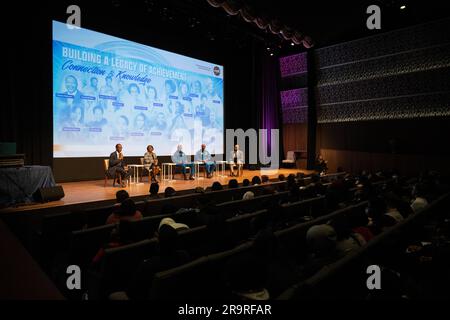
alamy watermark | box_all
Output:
[366,265,381,290]
[366,5,381,30]
[167,124,280,171]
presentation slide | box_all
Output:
[52,20,224,158]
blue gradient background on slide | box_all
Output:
[53,21,223,158]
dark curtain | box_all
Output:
[257,50,282,161]
[2,4,53,167]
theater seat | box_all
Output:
[92,238,159,298]
[150,241,254,300]
[69,224,116,268]
[226,209,267,243]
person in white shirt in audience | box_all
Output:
[384,196,405,223]
[411,183,429,212]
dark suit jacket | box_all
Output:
[108,152,124,176]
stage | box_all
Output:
[0,168,314,215]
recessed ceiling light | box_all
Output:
[291,42,295,46]
[400,5,406,10]
[270,53,274,56]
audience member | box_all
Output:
[159,217,189,231]
[195,186,205,194]
[243,191,255,200]
[93,220,137,265]
[126,224,191,299]
[211,181,223,191]
[328,216,366,258]
[228,179,239,189]
[252,176,262,185]
[106,198,143,225]
[148,182,160,199]
[347,207,374,242]
[164,187,177,198]
[411,183,429,213]
[302,224,338,278]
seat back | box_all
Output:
[286,151,295,161]
[172,211,202,228]
[99,238,159,296]
[69,224,115,268]
[143,193,202,216]
[151,241,254,300]
[226,209,267,243]
[39,211,85,268]
[279,196,327,225]
[83,205,116,228]
[275,201,369,263]
[177,226,209,257]
[150,256,210,300]
[129,214,171,240]
[217,192,288,218]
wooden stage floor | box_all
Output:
[1,168,314,214]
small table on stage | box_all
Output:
[194,161,207,179]
[162,163,175,182]
[215,160,227,177]
[128,164,144,185]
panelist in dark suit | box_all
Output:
[109,144,130,187]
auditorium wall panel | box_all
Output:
[312,18,450,175]
[320,148,450,175]
[282,123,308,169]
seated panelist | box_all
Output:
[171,144,195,180]
[108,144,130,187]
[194,144,216,178]
[143,144,159,183]
[228,144,244,177]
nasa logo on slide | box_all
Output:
[213,66,220,76]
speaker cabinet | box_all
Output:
[33,185,65,203]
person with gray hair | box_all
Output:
[171,144,195,180]
[195,144,216,178]
[242,191,255,200]
[302,224,339,278]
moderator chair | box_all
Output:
[282,151,296,168]
[103,159,122,187]
[229,163,243,177]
